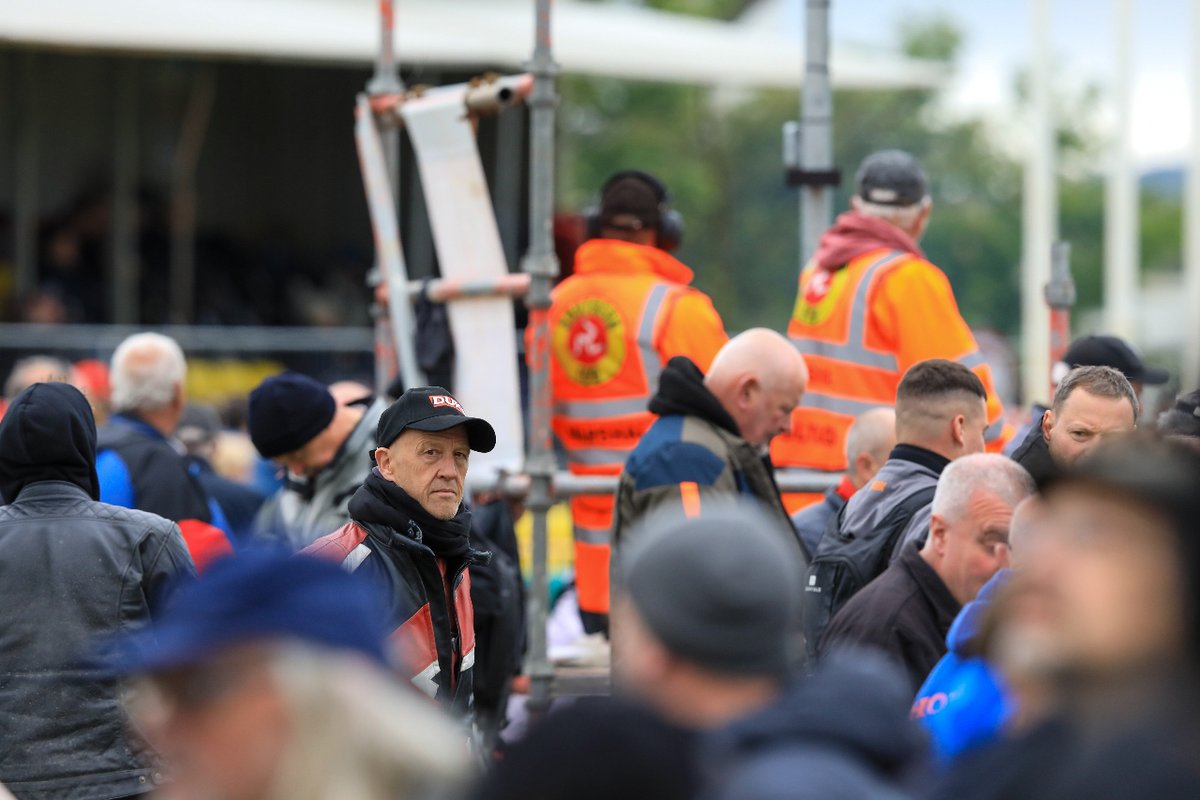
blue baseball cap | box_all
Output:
[110,549,388,675]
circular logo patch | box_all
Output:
[793,267,850,327]
[554,299,627,386]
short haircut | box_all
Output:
[844,407,894,464]
[1052,365,1139,419]
[931,453,1035,523]
[110,332,187,414]
[4,355,72,399]
[1158,389,1200,438]
[895,359,987,435]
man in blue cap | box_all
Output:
[304,386,497,717]
[114,549,466,800]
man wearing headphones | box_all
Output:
[546,170,728,634]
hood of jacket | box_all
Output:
[573,238,695,285]
[0,382,100,501]
[648,356,740,438]
[710,649,924,776]
[813,210,925,273]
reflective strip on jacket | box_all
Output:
[541,239,727,615]
[771,248,1008,510]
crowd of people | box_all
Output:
[0,149,1197,800]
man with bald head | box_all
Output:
[792,407,896,555]
[612,328,810,566]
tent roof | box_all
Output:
[1,0,948,90]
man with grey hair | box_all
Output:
[97,332,233,568]
[2,355,73,401]
[1011,365,1138,482]
[819,453,1035,693]
[791,407,895,555]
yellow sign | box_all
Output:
[793,266,851,327]
[554,299,627,386]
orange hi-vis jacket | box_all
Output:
[546,239,727,615]
[771,247,1007,512]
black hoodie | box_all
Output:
[0,382,100,502]
[649,356,741,437]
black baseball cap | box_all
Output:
[856,149,928,207]
[375,386,496,453]
[1059,335,1169,386]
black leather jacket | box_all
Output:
[0,481,195,800]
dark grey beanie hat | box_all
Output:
[620,501,803,677]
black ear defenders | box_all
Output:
[583,170,684,252]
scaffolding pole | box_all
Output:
[1103,0,1137,340]
[1184,0,1200,390]
[1021,0,1056,404]
[522,0,561,715]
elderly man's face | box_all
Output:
[1043,390,1136,467]
[376,427,470,520]
[928,488,1014,605]
[739,374,806,449]
[1000,486,1186,680]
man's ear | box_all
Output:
[950,413,966,447]
[738,375,760,408]
[853,451,875,486]
[374,446,394,481]
[1042,409,1055,443]
[927,513,949,555]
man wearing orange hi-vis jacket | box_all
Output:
[772,150,1009,514]
[544,171,727,633]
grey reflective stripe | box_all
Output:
[637,283,672,395]
[800,390,891,418]
[791,251,906,372]
[567,447,631,467]
[555,395,648,419]
[574,523,611,545]
[342,543,371,573]
[411,659,440,698]
[957,350,987,369]
[985,417,1006,440]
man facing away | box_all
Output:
[0,383,195,800]
[612,328,809,565]
[804,359,990,651]
[247,372,388,549]
[96,332,232,569]
[791,407,895,556]
[1010,365,1138,482]
[818,454,1034,694]
[611,502,922,800]
[303,387,496,716]
[545,169,728,632]
[772,149,1007,512]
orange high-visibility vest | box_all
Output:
[771,248,1008,513]
[545,239,727,615]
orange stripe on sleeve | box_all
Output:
[680,481,701,518]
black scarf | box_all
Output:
[347,468,472,559]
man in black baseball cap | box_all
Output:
[302,387,496,715]
[1056,334,1170,398]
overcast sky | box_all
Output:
[752,0,1193,168]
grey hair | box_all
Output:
[1052,365,1139,419]
[4,355,73,398]
[265,644,469,800]
[110,333,186,413]
[931,453,1035,523]
[854,196,931,232]
[844,407,895,464]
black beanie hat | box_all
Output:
[0,382,100,501]
[247,372,337,459]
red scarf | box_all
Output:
[813,211,925,273]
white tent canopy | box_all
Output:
[2,0,947,89]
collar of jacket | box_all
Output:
[648,356,741,438]
[109,413,169,443]
[572,238,694,285]
[888,443,951,476]
[1011,410,1058,484]
[898,542,961,630]
[8,480,93,504]
[834,474,857,502]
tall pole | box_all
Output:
[1184,0,1200,390]
[1103,0,1137,339]
[801,0,834,263]
[368,0,405,392]
[1021,0,1056,404]
[522,0,561,715]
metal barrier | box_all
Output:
[470,468,840,498]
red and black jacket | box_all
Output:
[304,515,485,716]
